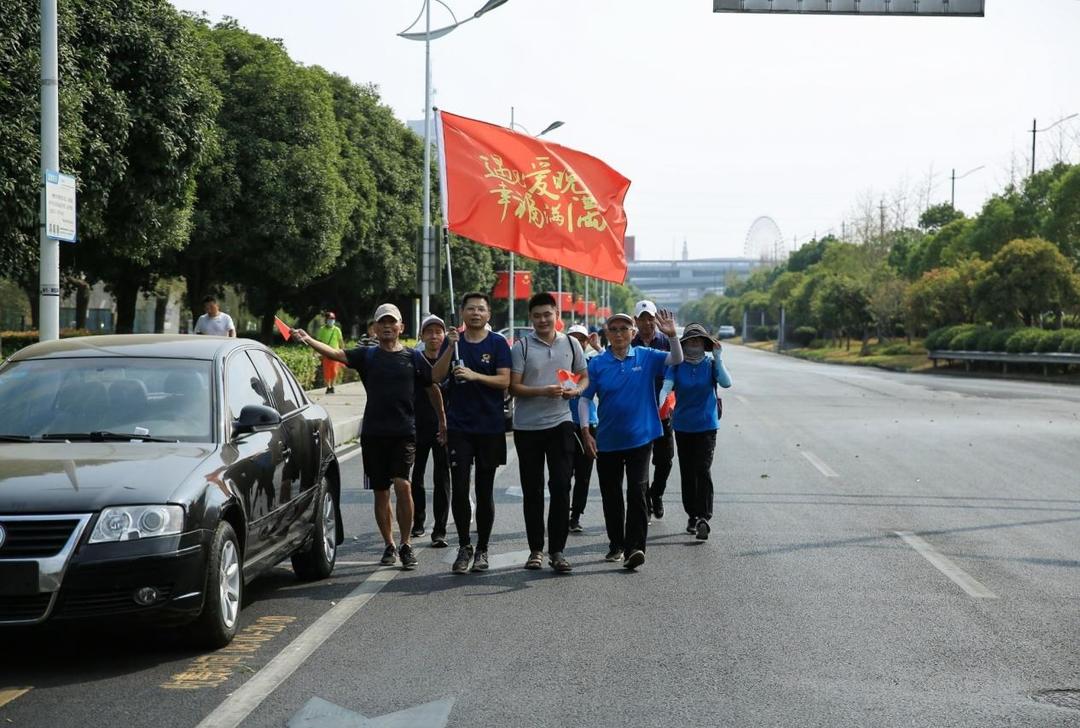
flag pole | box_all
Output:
[434,108,460,361]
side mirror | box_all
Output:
[232,404,281,437]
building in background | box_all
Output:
[626,256,759,312]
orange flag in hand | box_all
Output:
[274,316,291,340]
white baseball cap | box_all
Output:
[567,324,589,338]
[373,303,402,322]
[420,314,445,333]
[634,300,658,318]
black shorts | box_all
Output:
[361,435,416,490]
[447,431,507,471]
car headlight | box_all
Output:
[89,505,185,543]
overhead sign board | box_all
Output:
[713,0,985,15]
[44,170,77,242]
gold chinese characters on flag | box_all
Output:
[438,111,631,284]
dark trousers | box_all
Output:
[514,422,575,555]
[675,430,717,521]
[647,418,675,500]
[571,425,596,517]
[411,430,450,535]
[596,444,651,553]
[448,433,497,550]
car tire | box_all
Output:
[291,480,337,581]
[189,520,242,649]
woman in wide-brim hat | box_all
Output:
[658,322,733,540]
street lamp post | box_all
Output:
[400,1,512,320]
[507,107,564,334]
[950,165,985,209]
[1030,114,1079,177]
[39,0,60,342]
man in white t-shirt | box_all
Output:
[193,295,236,337]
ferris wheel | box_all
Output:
[743,216,785,264]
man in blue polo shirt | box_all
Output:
[579,309,683,570]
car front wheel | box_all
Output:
[189,520,242,648]
[291,480,337,581]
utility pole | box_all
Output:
[38,0,61,341]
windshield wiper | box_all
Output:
[0,434,41,442]
[43,431,180,443]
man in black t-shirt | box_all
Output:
[295,303,446,571]
[412,314,452,546]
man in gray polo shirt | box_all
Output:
[510,292,589,572]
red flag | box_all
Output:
[492,270,533,299]
[573,298,586,316]
[549,291,573,311]
[659,392,676,420]
[274,316,291,340]
[438,110,631,284]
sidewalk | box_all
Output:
[305,381,366,448]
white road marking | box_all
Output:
[335,444,363,464]
[735,395,750,405]
[801,450,839,478]
[194,565,402,728]
[0,687,31,709]
[895,531,998,599]
[441,548,533,571]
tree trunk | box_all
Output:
[154,295,169,333]
[113,284,139,334]
[20,278,39,330]
[260,312,275,343]
[859,328,871,356]
[74,279,90,330]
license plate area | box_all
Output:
[0,561,40,595]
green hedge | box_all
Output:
[1,329,94,359]
[791,326,817,347]
[926,326,1080,355]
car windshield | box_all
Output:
[0,357,214,443]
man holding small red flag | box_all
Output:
[437,110,630,284]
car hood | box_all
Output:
[0,443,216,513]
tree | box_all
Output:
[184,20,354,337]
[1043,165,1080,262]
[905,258,986,334]
[918,203,963,232]
[973,238,1080,327]
[811,275,871,350]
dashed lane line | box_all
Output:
[193,565,403,728]
[801,450,839,478]
[895,531,998,599]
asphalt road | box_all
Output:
[4,344,1080,727]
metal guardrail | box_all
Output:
[928,349,1080,373]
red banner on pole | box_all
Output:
[438,110,631,284]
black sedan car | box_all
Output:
[0,335,343,647]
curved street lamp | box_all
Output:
[1030,113,1079,176]
[400,0,513,319]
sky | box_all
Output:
[169,0,1080,261]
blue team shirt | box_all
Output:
[665,356,729,433]
[581,346,669,452]
[438,332,512,435]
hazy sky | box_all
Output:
[169,0,1080,260]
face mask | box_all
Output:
[683,342,705,363]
